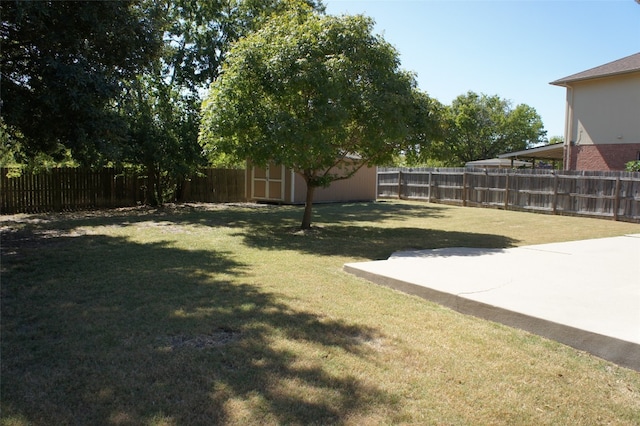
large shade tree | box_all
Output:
[433,91,546,166]
[201,7,433,229]
[0,0,163,164]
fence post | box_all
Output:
[504,173,510,210]
[428,171,432,203]
[484,169,489,205]
[397,170,402,199]
[109,168,116,208]
[53,169,62,211]
[462,171,467,207]
[552,173,558,215]
[613,177,621,221]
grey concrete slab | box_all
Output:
[344,234,640,371]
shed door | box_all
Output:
[252,163,285,201]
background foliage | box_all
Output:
[431,91,547,166]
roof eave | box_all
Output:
[550,69,640,87]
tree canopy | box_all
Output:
[0,0,163,164]
[431,92,546,166]
[200,7,435,228]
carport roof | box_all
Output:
[498,143,564,161]
[465,158,531,168]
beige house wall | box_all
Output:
[565,73,640,148]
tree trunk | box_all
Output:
[175,177,185,202]
[146,163,161,206]
[301,184,316,230]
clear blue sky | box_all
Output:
[324,0,640,140]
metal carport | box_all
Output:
[498,144,564,169]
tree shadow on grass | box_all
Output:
[1,228,393,425]
[235,224,518,260]
[0,200,448,234]
[307,200,450,224]
[1,201,518,262]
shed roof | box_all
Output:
[550,52,640,86]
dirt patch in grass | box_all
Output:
[159,328,242,350]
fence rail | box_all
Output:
[1,168,246,214]
[378,168,640,223]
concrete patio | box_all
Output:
[344,234,640,371]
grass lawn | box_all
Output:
[1,200,639,425]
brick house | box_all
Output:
[550,52,640,171]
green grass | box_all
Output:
[2,201,639,425]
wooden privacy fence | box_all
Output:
[378,168,640,223]
[0,168,246,214]
[179,168,245,204]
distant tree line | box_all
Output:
[1,0,547,215]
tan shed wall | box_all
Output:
[291,165,377,204]
[246,161,377,204]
